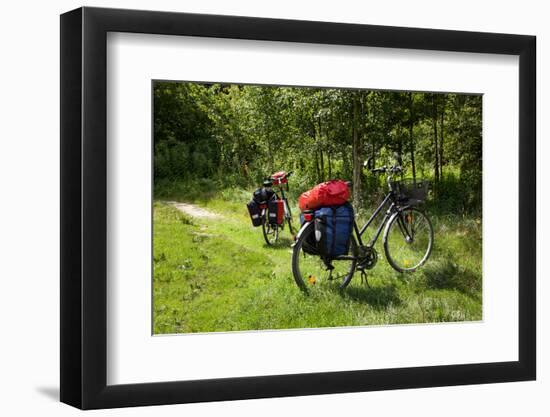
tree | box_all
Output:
[431,94,440,188]
[351,92,363,210]
[153,81,483,213]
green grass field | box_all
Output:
[153,189,482,334]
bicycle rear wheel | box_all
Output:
[383,207,433,272]
[262,217,279,245]
[291,222,357,292]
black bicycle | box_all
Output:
[291,161,433,291]
[261,171,296,245]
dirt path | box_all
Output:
[167,201,222,219]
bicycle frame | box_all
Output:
[351,167,418,250]
[353,193,397,248]
[279,188,292,219]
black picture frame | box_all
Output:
[60,6,536,410]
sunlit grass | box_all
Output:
[153,193,482,334]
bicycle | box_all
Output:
[261,171,296,245]
[291,161,433,292]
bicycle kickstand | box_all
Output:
[360,269,371,288]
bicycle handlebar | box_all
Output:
[371,165,402,174]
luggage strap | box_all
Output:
[331,207,337,256]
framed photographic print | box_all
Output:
[60,6,536,409]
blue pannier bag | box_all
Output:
[314,203,354,257]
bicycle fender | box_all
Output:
[293,221,314,247]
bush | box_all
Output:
[427,171,481,216]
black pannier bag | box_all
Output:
[299,212,319,255]
[253,187,275,204]
[247,186,275,227]
[247,200,262,227]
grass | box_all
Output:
[153,188,482,334]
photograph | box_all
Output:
[152,81,483,334]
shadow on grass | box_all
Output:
[262,237,293,250]
[422,258,481,297]
[337,283,402,310]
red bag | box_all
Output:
[271,171,288,186]
[299,180,350,211]
[268,199,285,225]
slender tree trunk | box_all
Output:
[431,95,440,189]
[408,93,416,182]
[319,147,325,182]
[327,152,332,179]
[342,145,350,180]
[439,99,445,180]
[360,92,369,170]
[397,126,403,161]
[264,115,274,174]
[352,93,362,210]
[241,160,249,178]
[371,94,376,168]
[318,116,325,181]
[341,111,350,179]
[314,140,321,181]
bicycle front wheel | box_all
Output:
[383,207,433,273]
[286,213,296,237]
[291,222,357,292]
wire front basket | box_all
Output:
[392,178,430,204]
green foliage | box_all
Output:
[154,82,482,214]
[154,83,218,180]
